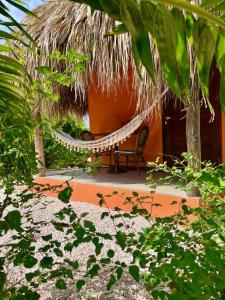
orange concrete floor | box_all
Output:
[35,176,200,218]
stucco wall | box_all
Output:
[88,79,163,165]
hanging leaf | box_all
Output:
[197,24,218,100]
[219,59,225,113]
[121,0,155,82]
[216,31,225,72]
[142,4,179,95]
[100,0,121,20]
[172,8,190,98]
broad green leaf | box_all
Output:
[100,0,121,20]
[197,24,218,100]
[142,4,179,95]
[220,58,225,113]
[129,265,140,282]
[216,31,225,72]
[172,8,190,97]
[121,0,155,82]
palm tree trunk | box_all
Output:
[34,111,46,177]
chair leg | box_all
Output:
[136,155,140,176]
[109,151,112,166]
[115,153,118,174]
[143,155,148,171]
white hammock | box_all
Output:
[51,91,167,153]
[52,109,148,153]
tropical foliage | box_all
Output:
[73,0,225,109]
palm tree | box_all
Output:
[0,0,37,184]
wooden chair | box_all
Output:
[114,126,149,175]
[81,130,112,166]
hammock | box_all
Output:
[52,109,148,153]
[51,93,165,153]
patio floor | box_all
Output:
[43,167,186,197]
[35,167,200,217]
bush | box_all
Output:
[1,154,224,299]
[43,116,90,170]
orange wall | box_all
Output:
[88,78,163,165]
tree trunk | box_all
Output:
[186,98,201,169]
[34,112,46,177]
[185,72,201,197]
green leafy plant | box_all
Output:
[43,116,90,170]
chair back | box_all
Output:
[135,126,149,153]
[81,130,95,141]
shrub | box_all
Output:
[43,116,90,170]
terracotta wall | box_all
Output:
[88,78,163,165]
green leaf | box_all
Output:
[100,0,121,20]
[24,256,38,269]
[54,248,63,257]
[84,220,96,232]
[55,279,66,290]
[5,210,21,230]
[172,8,190,97]
[141,3,179,94]
[40,257,53,269]
[0,272,6,291]
[65,259,79,270]
[220,58,225,113]
[35,66,52,76]
[116,231,127,250]
[41,234,52,241]
[129,265,140,282]
[197,24,218,100]
[107,274,117,290]
[107,249,115,258]
[87,264,100,278]
[76,279,85,292]
[121,0,155,82]
[58,187,73,203]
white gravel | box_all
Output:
[0,189,151,300]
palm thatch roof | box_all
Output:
[22,0,163,117]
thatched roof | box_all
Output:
[22,0,163,117]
